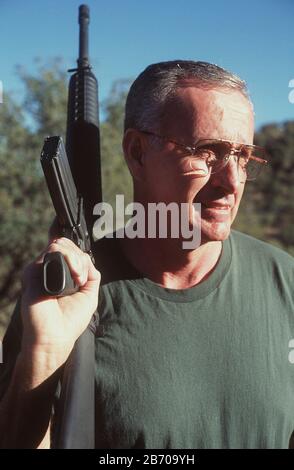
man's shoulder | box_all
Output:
[93,234,140,286]
[230,229,294,270]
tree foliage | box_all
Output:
[0,62,293,336]
[234,122,294,255]
[101,79,132,208]
[0,63,130,336]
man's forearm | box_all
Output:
[0,349,63,449]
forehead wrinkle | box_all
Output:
[195,105,224,140]
[160,93,198,139]
[160,86,253,144]
[195,95,253,143]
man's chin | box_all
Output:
[200,221,232,243]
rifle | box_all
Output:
[41,136,93,296]
[40,4,101,448]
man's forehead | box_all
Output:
[162,86,254,142]
[193,87,251,114]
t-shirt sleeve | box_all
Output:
[0,298,23,401]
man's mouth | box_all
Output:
[191,193,234,213]
[202,203,231,210]
[196,200,234,221]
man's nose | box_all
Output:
[210,155,242,192]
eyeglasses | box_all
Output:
[139,130,268,181]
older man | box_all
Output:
[0,61,294,449]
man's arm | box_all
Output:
[0,347,60,448]
[0,237,100,448]
[0,300,53,449]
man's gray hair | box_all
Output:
[124,60,250,132]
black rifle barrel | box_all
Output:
[53,328,94,449]
[78,5,89,67]
[50,4,100,449]
[66,3,102,233]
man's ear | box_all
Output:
[123,128,147,182]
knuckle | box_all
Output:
[47,241,60,252]
[55,237,67,245]
[76,252,83,269]
[75,244,84,255]
[59,237,71,245]
[69,252,81,273]
[85,253,91,262]
[84,253,93,271]
[60,237,77,249]
[77,254,87,276]
[84,252,90,263]
[82,254,89,273]
[85,252,94,266]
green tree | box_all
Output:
[0,63,130,337]
[234,122,294,256]
[100,79,132,208]
[0,60,69,336]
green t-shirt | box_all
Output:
[94,230,294,449]
[1,230,294,449]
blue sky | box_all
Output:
[0,0,293,129]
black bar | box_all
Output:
[78,5,89,68]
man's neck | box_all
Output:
[119,236,223,290]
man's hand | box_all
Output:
[0,237,100,448]
[21,237,100,364]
